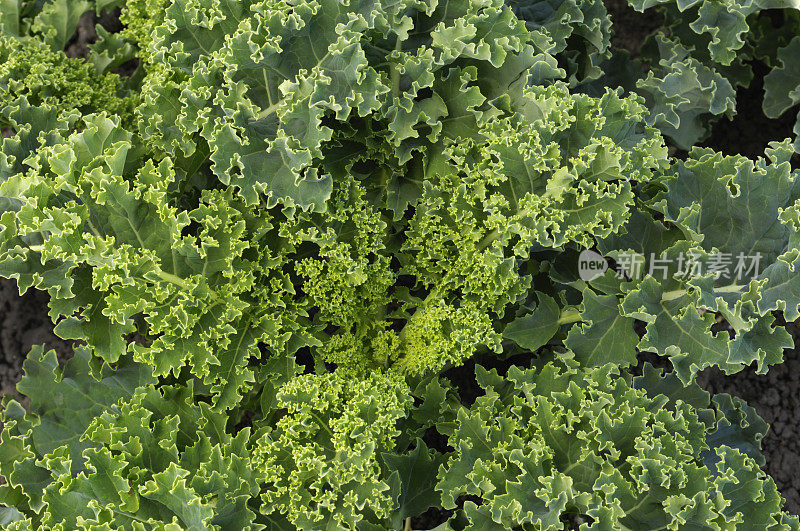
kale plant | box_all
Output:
[0,0,798,529]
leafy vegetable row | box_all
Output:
[0,0,797,528]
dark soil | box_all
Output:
[605,0,664,59]
[0,279,76,407]
[698,58,800,167]
[696,320,800,515]
[65,8,126,59]
[65,11,98,59]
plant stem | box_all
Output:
[31,241,220,302]
[661,283,743,301]
[153,269,220,303]
[256,99,283,120]
[390,34,403,98]
[477,228,500,252]
[254,51,330,120]
[557,308,582,324]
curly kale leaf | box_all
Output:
[436,360,797,529]
[0,109,315,410]
[635,34,735,149]
[507,0,612,83]
[290,83,666,376]
[519,141,800,382]
[138,0,560,211]
[253,371,412,529]
[0,345,154,525]
[763,35,800,151]
[0,36,133,121]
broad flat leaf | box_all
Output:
[622,275,737,383]
[139,463,215,529]
[383,438,446,525]
[763,36,800,119]
[503,292,562,351]
[0,0,22,36]
[714,447,797,528]
[636,34,735,149]
[31,0,91,51]
[634,362,715,426]
[727,312,792,368]
[565,288,638,367]
[702,394,768,470]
